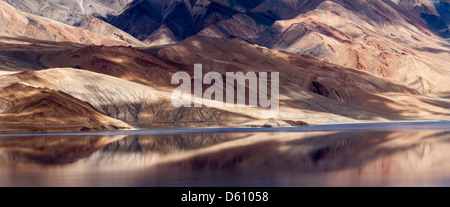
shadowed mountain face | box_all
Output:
[107,0,324,43]
[392,0,450,41]
[106,0,449,42]
[422,0,450,40]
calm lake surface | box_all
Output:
[2,121,450,187]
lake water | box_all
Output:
[2,121,450,187]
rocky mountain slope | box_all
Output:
[0,1,142,46]
[1,0,131,26]
[105,0,450,95]
[151,35,450,121]
[0,80,131,133]
[263,0,450,95]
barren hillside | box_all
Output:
[0,1,143,46]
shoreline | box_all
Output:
[1,120,450,136]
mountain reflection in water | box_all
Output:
[2,123,450,186]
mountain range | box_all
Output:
[0,0,449,133]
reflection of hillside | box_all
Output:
[101,133,246,154]
[4,129,450,175]
[0,135,126,165]
[2,130,450,186]
[155,130,450,174]
[0,133,248,166]
[75,133,252,167]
